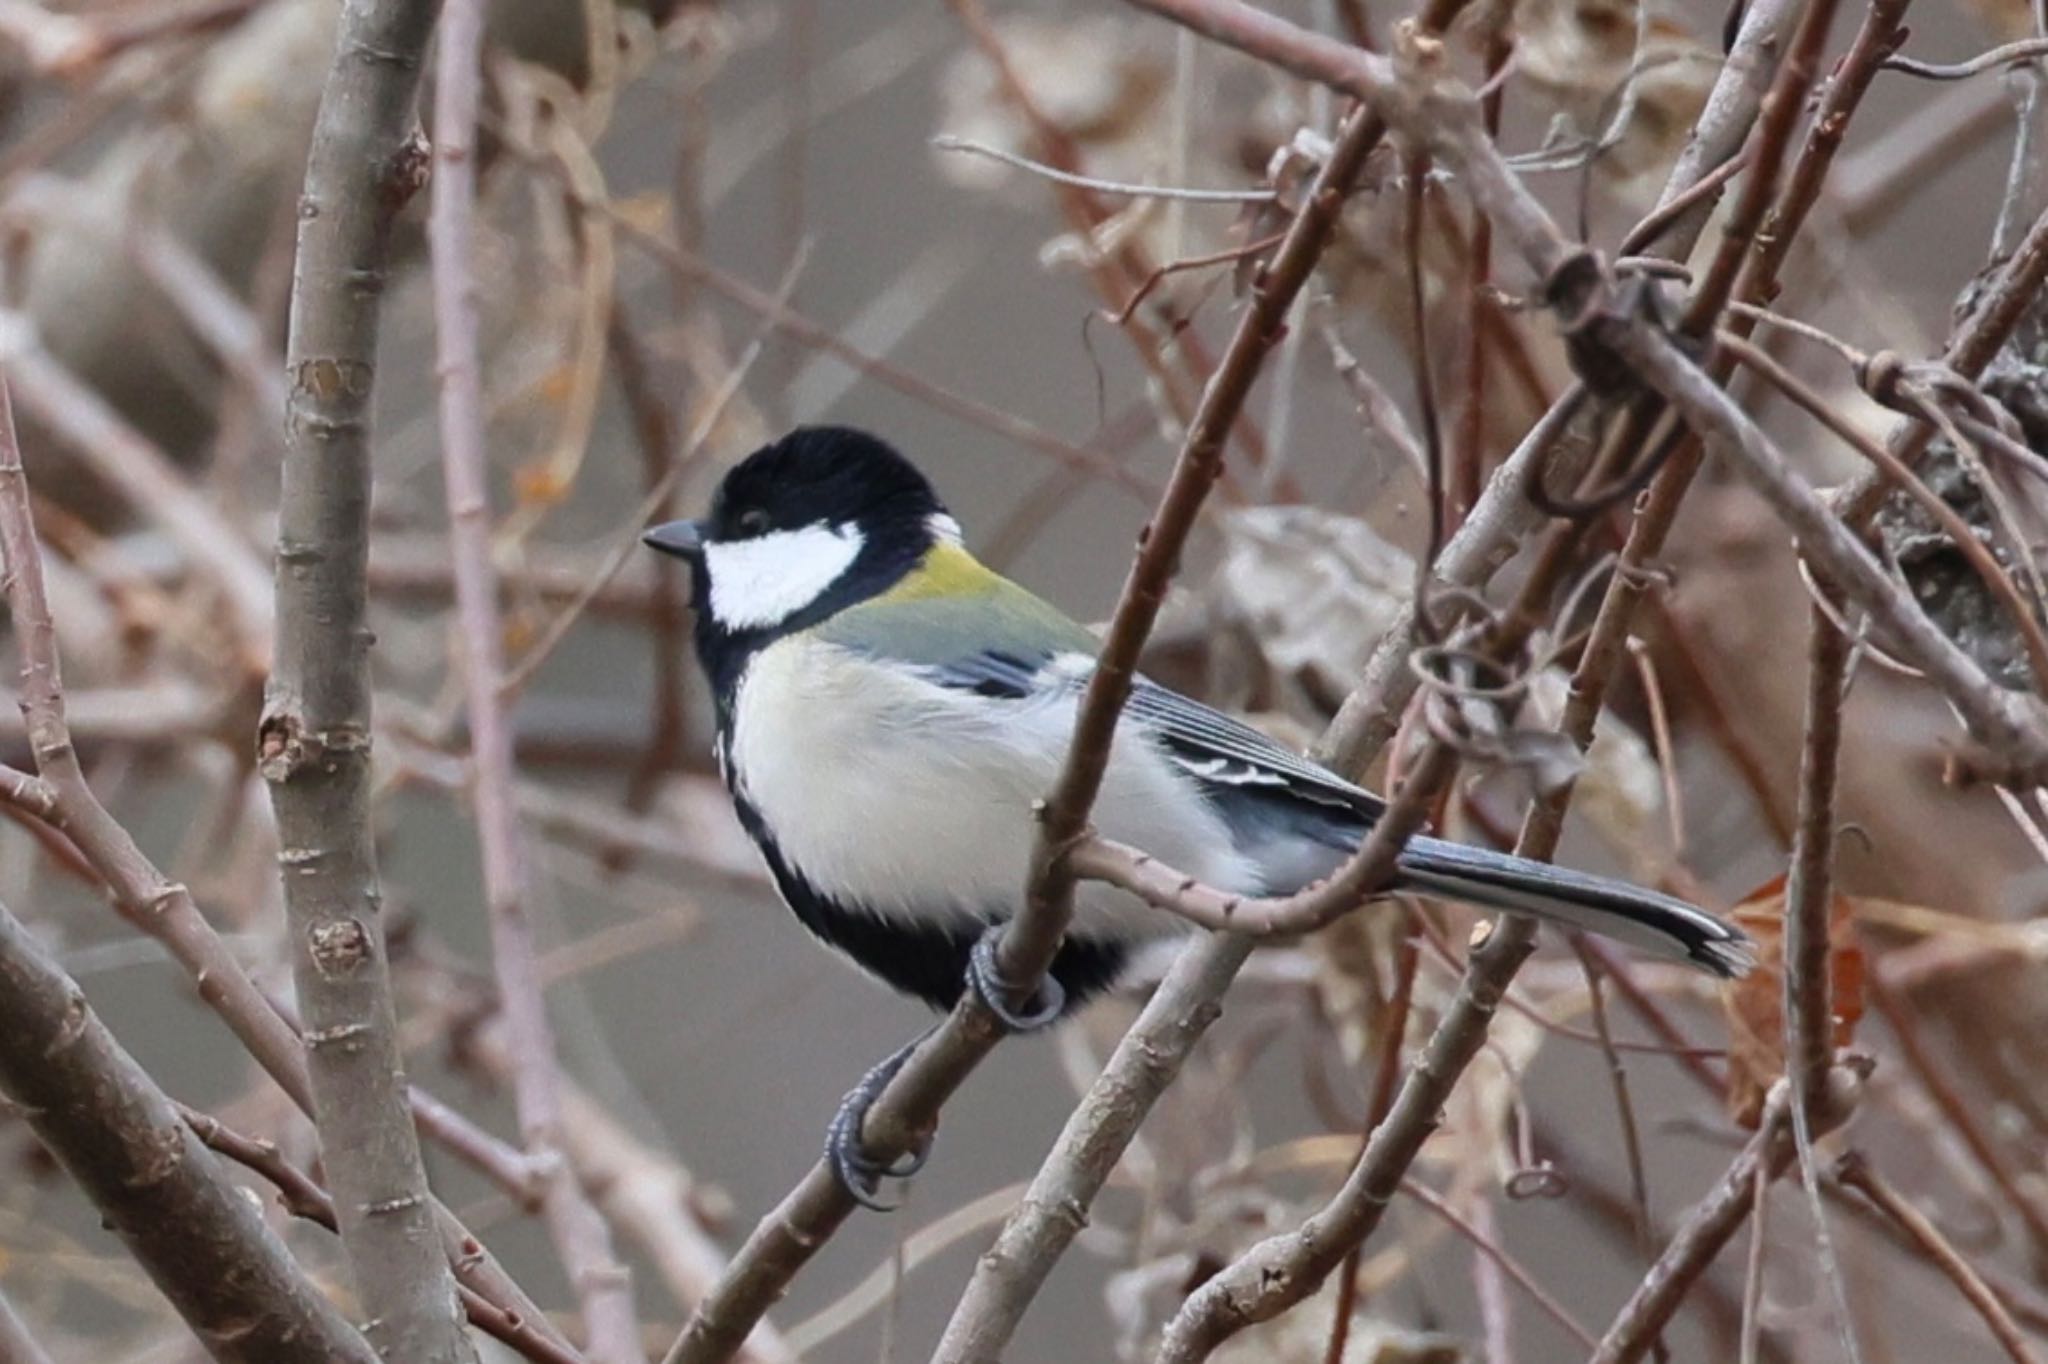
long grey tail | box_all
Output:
[1394,834,1754,979]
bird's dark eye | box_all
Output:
[735,508,772,537]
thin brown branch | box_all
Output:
[1061,749,1450,936]
[429,3,643,1358]
[1588,1069,1865,1364]
[260,0,477,1356]
[179,1103,589,1364]
[1716,331,2048,697]
[1830,1152,2044,1364]
[928,935,1255,1363]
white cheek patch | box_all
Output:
[703,524,864,630]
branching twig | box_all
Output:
[929,934,1256,1362]
[179,1104,590,1364]
[0,884,374,1364]
[1588,1069,1865,1364]
[1830,1152,2043,1364]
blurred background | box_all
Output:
[3,0,2048,1359]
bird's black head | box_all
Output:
[642,426,955,673]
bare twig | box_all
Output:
[429,2,642,1359]
[1588,1069,1865,1364]
[930,134,1278,202]
[179,1104,589,1364]
[1782,588,1860,1361]
[1830,1152,2043,1364]
[1885,38,2048,82]
[260,0,476,1356]
[928,935,1256,1362]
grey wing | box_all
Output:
[1122,678,1383,818]
[914,648,1382,820]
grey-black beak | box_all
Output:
[643,518,707,559]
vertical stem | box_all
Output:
[262,1,473,1358]
[1786,600,1849,1116]
[427,2,644,1359]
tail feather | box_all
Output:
[1394,834,1754,979]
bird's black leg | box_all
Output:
[965,923,1065,1032]
[826,1032,933,1210]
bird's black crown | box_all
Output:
[706,426,945,543]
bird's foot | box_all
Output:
[966,924,1065,1032]
[826,1035,931,1210]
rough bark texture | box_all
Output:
[1874,268,2048,695]
[261,1,475,1359]
[0,895,378,1364]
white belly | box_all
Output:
[726,635,1260,940]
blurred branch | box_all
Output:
[0,1284,54,1364]
[1586,1072,1863,1364]
[1830,1151,2043,1364]
[429,1,643,1356]
[259,0,476,1356]
[464,1022,798,1364]
[0,331,273,666]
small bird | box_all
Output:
[644,426,1751,1202]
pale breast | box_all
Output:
[726,634,1261,940]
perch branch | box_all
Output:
[662,46,1439,1364]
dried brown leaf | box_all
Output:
[1720,873,1869,1129]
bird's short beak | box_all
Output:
[643,518,707,560]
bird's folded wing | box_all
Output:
[912,648,1384,819]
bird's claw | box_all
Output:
[966,925,1065,1032]
[825,1037,929,1211]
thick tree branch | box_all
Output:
[0,896,375,1364]
[0,393,567,1356]
[261,0,474,1357]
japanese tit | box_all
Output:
[644,427,1750,1194]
